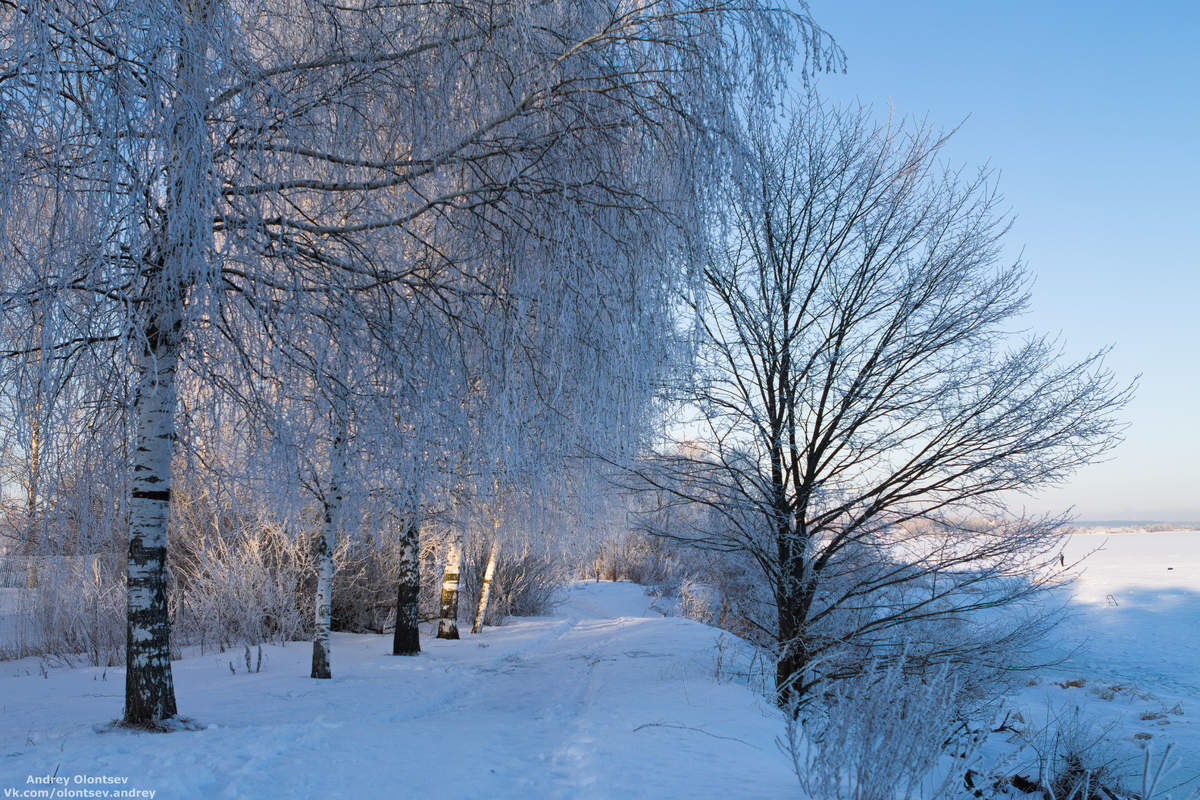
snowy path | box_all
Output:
[1,582,794,799]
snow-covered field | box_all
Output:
[1057,531,1200,698]
[1,530,1198,798]
[998,531,1200,787]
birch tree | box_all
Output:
[472,538,500,634]
[436,538,462,640]
[310,415,345,679]
[1,0,832,724]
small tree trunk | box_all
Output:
[24,465,37,590]
[436,538,461,640]
[26,316,42,591]
[124,308,183,725]
[311,426,345,679]
[392,519,421,655]
[472,539,500,634]
[311,504,335,679]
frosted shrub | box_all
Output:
[173,526,307,652]
[678,579,716,624]
[1028,707,1122,800]
[1132,745,1200,800]
[463,537,564,624]
[2,554,125,666]
[51,555,125,667]
[782,656,978,800]
[1018,709,1200,800]
[331,535,402,633]
[494,547,565,619]
[587,534,684,587]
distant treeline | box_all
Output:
[1069,522,1200,533]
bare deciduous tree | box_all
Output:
[628,97,1133,704]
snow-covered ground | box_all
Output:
[1057,531,1200,698]
[1,582,794,799]
[996,531,1200,790]
[1,531,1198,798]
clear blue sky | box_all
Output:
[807,1,1199,522]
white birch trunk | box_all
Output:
[392,518,421,655]
[123,0,211,726]
[311,424,345,679]
[436,538,461,640]
[472,538,500,634]
[124,304,184,724]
